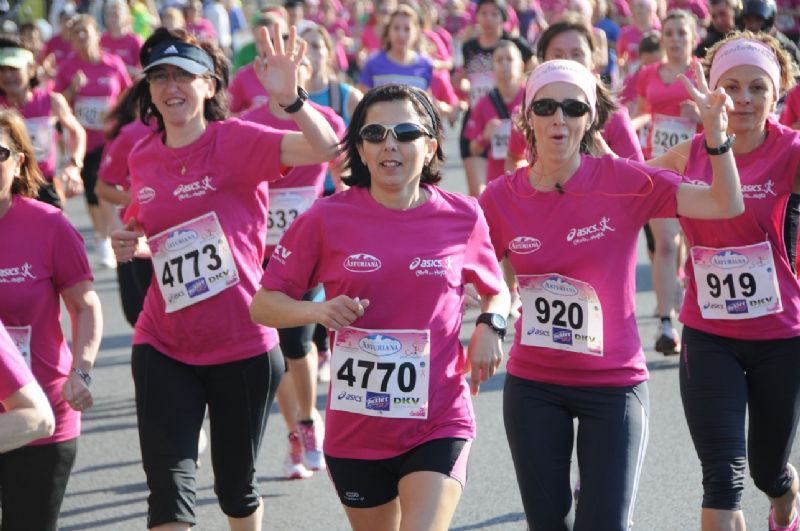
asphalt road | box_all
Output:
[53,123,799,531]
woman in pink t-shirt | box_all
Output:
[481,59,741,530]
[100,1,144,78]
[648,33,800,531]
[251,84,509,531]
[0,108,102,531]
[635,9,702,354]
[111,26,339,530]
[617,0,659,77]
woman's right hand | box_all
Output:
[315,295,370,331]
[111,219,148,262]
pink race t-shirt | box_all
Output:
[98,119,156,190]
[0,322,35,403]
[465,87,524,182]
[480,156,682,387]
[42,34,73,65]
[667,0,709,20]
[0,88,58,179]
[0,196,93,444]
[186,19,217,42]
[100,32,144,67]
[679,119,800,339]
[55,51,133,151]
[617,25,646,67]
[261,185,504,459]
[780,84,800,129]
[228,63,268,114]
[126,119,287,365]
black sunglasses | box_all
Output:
[531,99,591,118]
[0,145,12,162]
[359,122,433,144]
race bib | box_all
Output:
[490,119,511,160]
[518,274,603,356]
[650,114,695,157]
[331,327,430,419]
[469,72,495,107]
[6,325,32,368]
[148,212,240,313]
[74,96,109,130]
[266,186,317,246]
[24,116,55,163]
[691,241,782,320]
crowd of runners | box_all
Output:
[1,0,800,530]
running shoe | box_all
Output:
[318,350,331,383]
[769,503,799,531]
[283,431,313,480]
[654,321,680,356]
[96,237,117,269]
[297,412,326,471]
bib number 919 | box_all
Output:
[161,244,222,287]
[336,358,417,393]
[706,272,756,299]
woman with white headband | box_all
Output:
[648,32,800,531]
[479,59,742,530]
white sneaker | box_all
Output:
[96,237,117,269]
[297,412,326,471]
[283,431,313,480]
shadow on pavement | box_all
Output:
[451,512,527,530]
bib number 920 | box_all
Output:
[336,359,417,393]
[534,297,584,329]
[161,244,222,288]
[706,272,756,299]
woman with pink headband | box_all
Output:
[648,32,800,531]
[480,58,742,530]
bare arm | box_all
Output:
[60,281,102,412]
[250,288,369,331]
[0,382,55,453]
[95,179,131,206]
[467,282,511,395]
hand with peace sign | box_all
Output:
[254,24,308,107]
[678,61,734,146]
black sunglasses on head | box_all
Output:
[359,122,433,144]
[0,145,12,162]
[531,98,591,118]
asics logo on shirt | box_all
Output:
[509,236,542,254]
[408,256,452,277]
[0,262,36,283]
[566,216,615,245]
[173,176,216,200]
[343,254,382,273]
[271,245,292,264]
[742,180,777,199]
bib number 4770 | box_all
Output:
[337,358,417,393]
[161,244,222,288]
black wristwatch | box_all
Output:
[280,86,308,114]
[476,312,507,340]
[704,134,735,155]
[72,367,92,387]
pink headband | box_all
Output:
[709,39,781,97]
[524,60,597,122]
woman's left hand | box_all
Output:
[62,372,93,412]
[254,24,307,106]
[679,61,733,137]
[465,324,504,396]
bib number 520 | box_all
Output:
[337,359,417,393]
[161,244,222,287]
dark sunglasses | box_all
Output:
[0,145,12,162]
[531,98,591,118]
[359,122,433,144]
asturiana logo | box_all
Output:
[711,251,748,269]
[137,186,156,204]
[344,253,381,272]
[165,229,198,252]
[543,277,579,296]
[359,334,402,356]
[509,236,541,254]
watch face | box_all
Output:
[491,314,507,330]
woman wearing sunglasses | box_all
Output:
[110,25,339,531]
[0,108,102,531]
[648,33,800,531]
[479,59,742,530]
[250,83,509,531]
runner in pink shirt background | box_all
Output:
[100,0,144,78]
[482,59,741,531]
[648,32,800,531]
[0,320,55,453]
[111,25,339,530]
[251,84,509,531]
[0,108,102,531]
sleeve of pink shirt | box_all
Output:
[430,69,459,106]
[53,62,72,94]
[477,182,509,262]
[508,128,527,160]
[0,323,34,403]
[261,205,322,299]
[780,87,800,127]
[604,108,644,162]
[228,71,247,114]
[223,119,289,186]
[98,135,131,187]
[50,213,93,291]
[616,158,682,224]
[114,55,133,89]
[462,201,505,295]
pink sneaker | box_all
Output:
[770,503,799,531]
[283,432,312,480]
